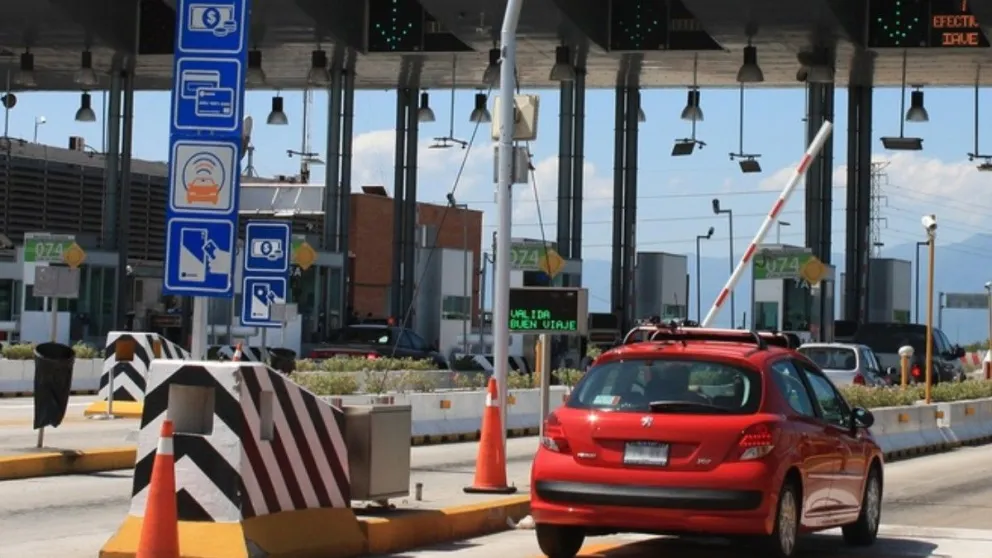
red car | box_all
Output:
[530,326,884,558]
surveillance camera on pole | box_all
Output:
[921,214,937,233]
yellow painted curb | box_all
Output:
[101,508,366,558]
[100,499,525,558]
[0,447,136,480]
[362,495,530,555]
[84,400,144,419]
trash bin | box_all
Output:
[33,342,76,429]
[268,348,297,375]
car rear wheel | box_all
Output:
[753,480,801,558]
[536,524,585,558]
[843,466,882,546]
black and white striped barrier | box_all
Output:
[98,332,190,402]
[101,360,362,557]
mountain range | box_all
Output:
[579,234,992,344]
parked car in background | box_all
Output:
[846,322,967,384]
[308,324,447,368]
[797,343,892,387]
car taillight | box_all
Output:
[912,365,921,378]
[541,412,571,454]
[853,373,866,385]
[367,353,378,360]
[737,423,776,461]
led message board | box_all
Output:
[508,287,589,335]
[868,0,989,47]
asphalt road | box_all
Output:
[0,396,137,456]
[0,436,540,557]
[398,444,992,558]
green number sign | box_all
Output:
[24,233,76,263]
[509,243,566,277]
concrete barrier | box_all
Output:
[0,358,103,397]
[869,400,992,460]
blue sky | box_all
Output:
[10,85,992,269]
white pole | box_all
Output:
[701,120,833,327]
[191,297,208,359]
[49,297,57,342]
[495,0,523,453]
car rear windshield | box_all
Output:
[328,327,394,345]
[798,347,857,371]
[567,358,762,414]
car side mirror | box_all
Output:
[955,346,966,359]
[885,366,899,377]
[852,407,874,430]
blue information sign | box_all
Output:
[241,277,288,327]
[241,221,291,327]
[163,0,250,298]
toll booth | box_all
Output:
[750,245,836,343]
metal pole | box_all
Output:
[116,54,137,330]
[49,297,57,342]
[938,292,944,330]
[3,69,10,138]
[537,333,551,437]
[925,234,935,404]
[728,210,735,327]
[986,284,992,367]
[191,297,208,359]
[494,0,524,453]
[695,236,702,322]
[462,207,469,353]
[915,243,922,323]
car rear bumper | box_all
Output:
[534,480,763,511]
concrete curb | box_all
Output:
[99,496,530,558]
[0,447,137,480]
[82,401,144,419]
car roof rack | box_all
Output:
[621,322,794,351]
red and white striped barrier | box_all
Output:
[701,120,834,327]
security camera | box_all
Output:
[985,281,992,290]
[921,214,937,233]
[796,68,808,82]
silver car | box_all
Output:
[797,342,892,387]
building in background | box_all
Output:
[839,258,912,323]
[634,252,688,321]
[349,188,483,322]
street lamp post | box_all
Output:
[712,199,735,327]
[914,240,928,323]
[985,281,992,378]
[695,227,715,322]
[776,220,791,244]
[921,214,937,405]
[33,115,45,143]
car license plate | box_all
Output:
[623,442,669,466]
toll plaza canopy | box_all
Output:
[6,0,992,90]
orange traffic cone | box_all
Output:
[231,343,243,362]
[137,420,179,558]
[464,378,517,494]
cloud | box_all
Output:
[349,129,615,245]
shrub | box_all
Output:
[396,370,439,393]
[361,369,400,394]
[318,356,435,373]
[553,368,585,388]
[838,380,992,409]
[1,343,34,360]
[586,346,602,360]
[294,372,360,396]
[453,371,488,389]
[294,359,321,372]
[72,342,101,359]
[507,370,535,389]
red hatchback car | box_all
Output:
[530,326,884,558]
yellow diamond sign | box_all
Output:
[538,248,566,278]
[293,240,317,271]
[62,242,87,269]
[799,256,826,286]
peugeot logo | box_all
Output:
[640,416,653,428]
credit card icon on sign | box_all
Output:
[195,88,235,118]
[181,69,221,99]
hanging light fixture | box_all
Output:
[881,50,923,151]
[906,88,929,122]
[14,52,35,88]
[307,50,330,86]
[469,92,491,123]
[637,106,646,122]
[246,49,266,86]
[482,48,500,86]
[267,95,288,125]
[680,90,703,121]
[736,44,764,83]
[74,92,96,122]
[74,51,99,88]
[417,92,436,123]
[549,46,575,82]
